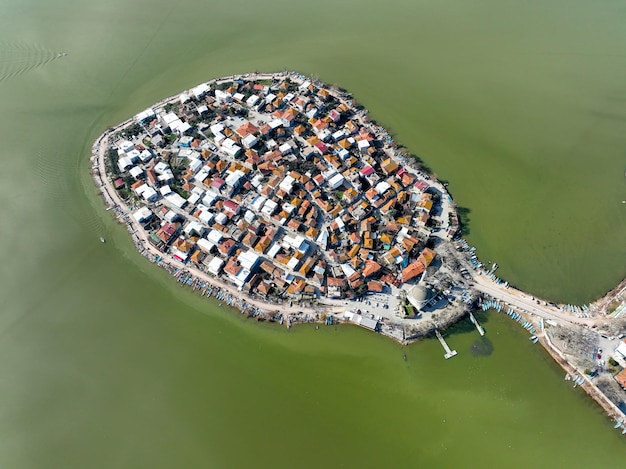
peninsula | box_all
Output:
[91,72,626,428]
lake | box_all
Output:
[0,0,625,467]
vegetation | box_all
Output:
[121,122,144,138]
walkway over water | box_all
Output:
[468,312,485,336]
[435,330,457,359]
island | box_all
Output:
[91,71,626,429]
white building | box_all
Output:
[132,207,152,223]
[208,257,224,276]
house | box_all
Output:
[402,261,426,283]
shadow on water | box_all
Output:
[456,206,472,236]
[470,336,494,357]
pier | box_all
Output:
[468,312,485,336]
[435,330,457,359]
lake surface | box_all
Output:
[0,0,625,467]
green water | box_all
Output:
[0,0,625,467]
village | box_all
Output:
[100,72,475,335]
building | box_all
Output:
[406,284,432,311]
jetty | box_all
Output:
[468,312,485,336]
[435,330,457,359]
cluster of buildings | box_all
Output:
[108,74,452,302]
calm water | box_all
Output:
[0,0,625,467]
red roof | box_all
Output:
[223,199,239,213]
[360,165,374,176]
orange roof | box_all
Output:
[362,260,382,278]
[418,248,436,267]
[367,281,384,292]
[402,261,426,282]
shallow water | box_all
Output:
[0,0,625,467]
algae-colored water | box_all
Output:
[0,0,625,467]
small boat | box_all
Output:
[614,420,623,429]
[622,426,626,435]
[99,237,106,243]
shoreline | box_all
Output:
[90,70,626,427]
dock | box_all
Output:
[435,330,457,359]
[468,312,485,336]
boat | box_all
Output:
[529,335,538,343]
[99,237,106,243]
[614,420,623,429]
[622,426,626,435]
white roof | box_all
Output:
[132,207,152,222]
[207,229,223,244]
[141,187,158,201]
[164,210,178,222]
[118,157,133,172]
[340,263,356,277]
[134,108,155,122]
[375,181,391,194]
[118,140,134,152]
[251,195,267,211]
[129,166,143,179]
[198,210,213,225]
[159,185,172,196]
[242,134,258,148]
[179,93,190,104]
[269,119,283,129]
[154,161,169,174]
[246,95,260,106]
[191,82,210,99]
[197,238,214,253]
[188,193,201,205]
[328,173,345,189]
[210,123,225,135]
[279,143,292,155]
[357,139,370,149]
[279,175,295,192]
[184,221,204,236]
[238,250,260,270]
[189,158,202,173]
[208,257,224,275]
[139,149,153,162]
[215,89,232,102]
[215,212,228,225]
[162,112,179,124]
[244,210,256,223]
[265,93,276,103]
[616,341,626,359]
[127,149,141,161]
[266,243,280,259]
[233,92,245,102]
[203,192,219,206]
[261,199,278,215]
[177,122,192,134]
[166,192,187,208]
[225,170,245,187]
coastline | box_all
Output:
[90,70,626,427]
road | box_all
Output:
[472,273,596,326]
